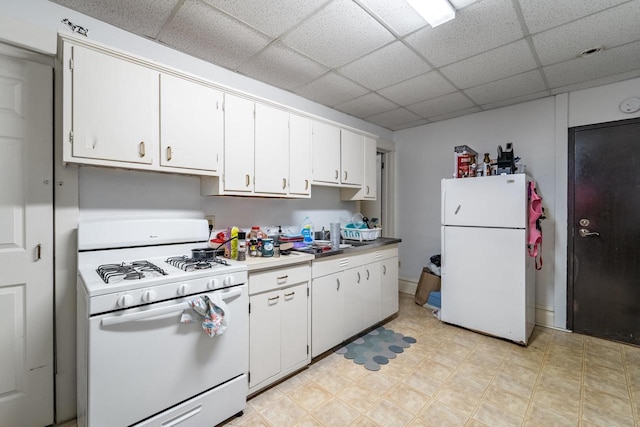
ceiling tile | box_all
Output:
[365,108,422,128]
[334,93,398,118]
[551,69,640,95]
[237,42,328,91]
[429,106,481,122]
[440,39,537,89]
[464,70,546,105]
[404,0,523,67]
[202,0,328,38]
[407,92,475,118]
[480,90,548,110]
[294,72,369,107]
[519,0,629,34]
[281,0,395,68]
[356,0,426,36]
[52,0,179,38]
[389,119,429,131]
[159,0,271,70]
[531,1,640,66]
[450,0,480,9]
[543,40,640,88]
[338,42,431,90]
[377,71,457,106]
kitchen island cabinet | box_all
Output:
[248,262,311,395]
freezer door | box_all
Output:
[441,174,527,228]
[441,226,531,344]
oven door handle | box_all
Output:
[101,288,243,327]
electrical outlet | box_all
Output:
[205,215,215,228]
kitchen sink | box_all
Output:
[344,240,375,247]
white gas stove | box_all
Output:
[77,219,249,427]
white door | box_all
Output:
[224,94,255,193]
[0,52,53,427]
[280,282,308,371]
[362,136,377,199]
[249,289,281,388]
[342,268,363,339]
[380,256,399,320]
[160,73,223,172]
[441,174,527,228]
[361,262,381,328]
[311,272,343,357]
[254,104,289,194]
[340,129,363,186]
[289,114,312,196]
[311,121,340,184]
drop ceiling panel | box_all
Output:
[377,72,457,106]
[158,0,271,70]
[404,0,524,67]
[294,72,369,107]
[338,42,431,90]
[440,39,538,89]
[532,2,640,66]
[365,108,422,128]
[429,106,481,122]
[281,0,395,68]
[464,70,547,105]
[238,42,328,91]
[543,40,640,88]
[551,69,640,95]
[334,92,398,118]
[407,92,475,118]
[355,0,427,36]
[518,0,629,34]
[481,90,548,110]
[202,0,328,38]
[389,119,429,131]
[52,0,179,38]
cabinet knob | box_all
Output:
[284,291,295,298]
[282,178,287,190]
[277,275,288,282]
[366,269,370,280]
[334,170,338,180]
[305,179,309,190]
[366,186,369,195]
[245,174,250,187]
[383,265,387,275]
[357,272,361,283]
[167,146,172,161]
[139,141,146,157]
[36,243,42,261]
[344,171,348,181]
[268,295,280,304]
[337,278,340,290]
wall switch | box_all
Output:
[205,215,215,228]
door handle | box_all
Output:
[578,228,600,238]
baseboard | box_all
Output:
[535,306,555,328]
[399,278,417,296]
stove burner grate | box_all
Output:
[166,255,230,272]
[96,260,168,284]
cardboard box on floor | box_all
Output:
[415,267,441,306]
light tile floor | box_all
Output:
[60,293,640,427]
[224,293,640,427]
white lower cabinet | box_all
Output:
[311,245,398,358]
[248,265,310,394]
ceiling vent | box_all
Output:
[578,45,605,58]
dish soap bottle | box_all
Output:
[301,217,314,244]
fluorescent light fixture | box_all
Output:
[407,0,456,28]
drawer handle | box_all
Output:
[167,146,172,161]
[277,275,288,282]
[268,295,280,303]
[139,141,145,157]
[284,291,295,298]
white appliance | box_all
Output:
[76,219,249,427]
[441,174,535,345]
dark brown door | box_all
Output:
[568,118,640,345]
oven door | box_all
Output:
[87,285,248,427]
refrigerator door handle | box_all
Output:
[454,205,461,215]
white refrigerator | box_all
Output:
[440,174,535,345]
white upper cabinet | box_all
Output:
[160,73,223,172]
[341,135,377,200]
[289,115,312,197]
[223,94,255,193]
[340,129,363,186]
[312,121,341,184]
[68,45,159,165]
[255,104,289,195]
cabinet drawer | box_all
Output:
[249,264,310,295]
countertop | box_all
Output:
[238,237,401,272]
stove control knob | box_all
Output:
[178,284,191,296]
[117,294,134,308]
[224,275,235,286]
[142,289,157,303]
[207,278,220,289]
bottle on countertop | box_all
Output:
[301,217,314,244]
[237,231,247,261]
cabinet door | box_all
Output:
[160,74,223,172]
[289,114,312,196]
[312,121,341,184]
[362,136,377,199]
[361,262,381,328]
[380,257,399,320]
[281,283,308,371]
[342,268,363,339]
[340,130,363,186]
[72,45,158,164]
[249,289,281,388]
[254,104,289,194]
[311,272,344,357]
[224,94,255,192]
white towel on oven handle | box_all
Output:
[180,294,228,337]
